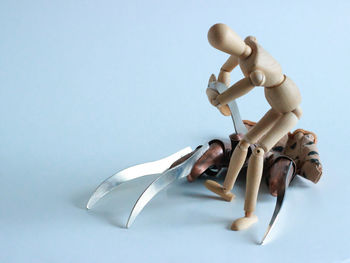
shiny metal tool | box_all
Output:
[260,162,295,245]
[87,145,209,227]
[126,144,209,227]
[87,147,192,209]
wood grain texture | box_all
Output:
[239,36,284,87]
[222,140,249,191]
[204,180,235,202]
[259,112,299,152]
[206,23,303,230]
[265,76,302,114]
[244,147,265,213]
[217,77,254,105]
[208,23,251,57]
[231,214,258,231]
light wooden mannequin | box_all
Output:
[205,23,302,231]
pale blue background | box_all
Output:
[1,0,349,262]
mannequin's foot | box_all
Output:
[231,215,258,231]
[204,180,235,202]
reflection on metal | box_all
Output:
[86,147,192,209]
[260,162,294,245]
[126,144,209,227]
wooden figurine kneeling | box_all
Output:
[205,23,302,231]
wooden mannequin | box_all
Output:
[205,23,302,231]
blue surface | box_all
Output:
[1,0,349,262]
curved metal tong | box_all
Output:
[87,145,209,227]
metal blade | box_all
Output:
[260,162,293,245]
[209,81,248,134]
[86,147,193,209]
[126,144,209,228]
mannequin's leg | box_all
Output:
[205,108,281,201]
[231,111,299,231]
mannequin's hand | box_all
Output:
[207,74,231,116]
